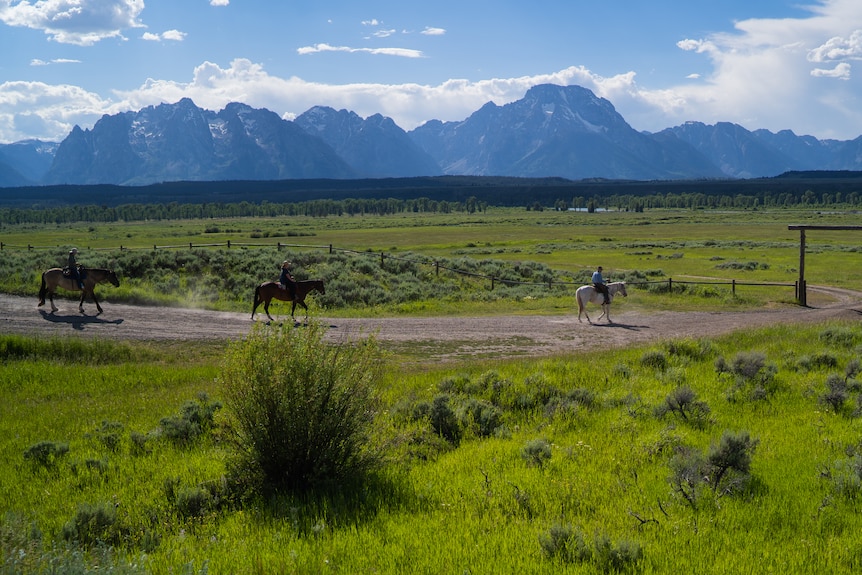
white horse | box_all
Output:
[576,281,628,324]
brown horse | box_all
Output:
[251,280,325,322]
[38,267,120,314]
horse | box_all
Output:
[576,281,628,324]
[38,267,120,314]
[251,280,326,322]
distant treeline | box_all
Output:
[1,172,862,223]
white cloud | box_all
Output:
[421,27,446,36]
[0,0,145,46]
[297,43,424,58]
[210,0,229,6]
[371,29,396,38]
[808,30,862,62]
[811,62,852,78]
[161,29,186,42]
[30,58,81,66]
[142,29,186,42]
[0,80,110,142]
[5,1,862,143]
[642,0,862,138]
[361,19,380,26]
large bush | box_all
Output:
[220,322,383,492]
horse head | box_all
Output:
[108,270,120,287]
[619,282,627,297]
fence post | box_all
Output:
[329,244,333,254]
[189,242,193,250]
[732,279,736,296]
[668,278,672,292]
[491,277,495,290]
[227,240,231,249]
[380,252,385,267]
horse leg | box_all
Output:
[49,290,58,313]
[38,276,46,307]
[92,291,103,314]
[264,299,275,322]
[296,300,309,324]
[251,288,260,319]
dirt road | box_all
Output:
[2,286,861,360]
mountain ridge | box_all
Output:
[2,84,862,188]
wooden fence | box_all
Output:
[0,240,800,298]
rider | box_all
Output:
[592,265,610,305]
[279,260,297,300]
[68,247,84,289]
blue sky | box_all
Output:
[1,0,861,144]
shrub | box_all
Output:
[655,386,711,428]
[158,393,222,446]
[23,441,69,469]
[669,430,758,509]
[640,350,668,370]
[707,430,759,494]
[522,438,552,468]
[61,502,120,547]
[539,524,642,572]
[719,352,778,402]
[221,322,383,492]
[819,326,859,348]
[820,374,849,413]
[539,523,591,563]
[457,398,503,438]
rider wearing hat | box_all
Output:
[592,265,610,305]
[68,248,84,289]
[279,260,297,300]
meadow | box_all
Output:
[2,206,862,574]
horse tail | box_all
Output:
[38,273,46,306]
[576,288,585,314]
[251,285,261,318]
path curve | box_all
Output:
[2,286,861,361]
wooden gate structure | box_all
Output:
[788,225,862,306]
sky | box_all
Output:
[1,0,862,144]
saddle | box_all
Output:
[62,265,86,280]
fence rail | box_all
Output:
[0,240,800,297]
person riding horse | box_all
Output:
[592,266,610,305]
[279,260,297,300]
[67,248,84,289]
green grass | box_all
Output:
[4,320,862,573]
[3,207,861,316]
[4,206,862,573]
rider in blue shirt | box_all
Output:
[592,265,610,304]
[279,260,297,300]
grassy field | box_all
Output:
[2,207,862,315]
[3,322,862,574]
[3,206,862,574]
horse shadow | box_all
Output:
[39,310,124,331]
[590,321,648,332]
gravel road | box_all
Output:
[2,286,861,361]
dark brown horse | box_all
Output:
[38,267,120,314]
[251,280,325,322]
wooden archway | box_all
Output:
[788,225,862,306]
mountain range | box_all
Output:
[1,84,861,188]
